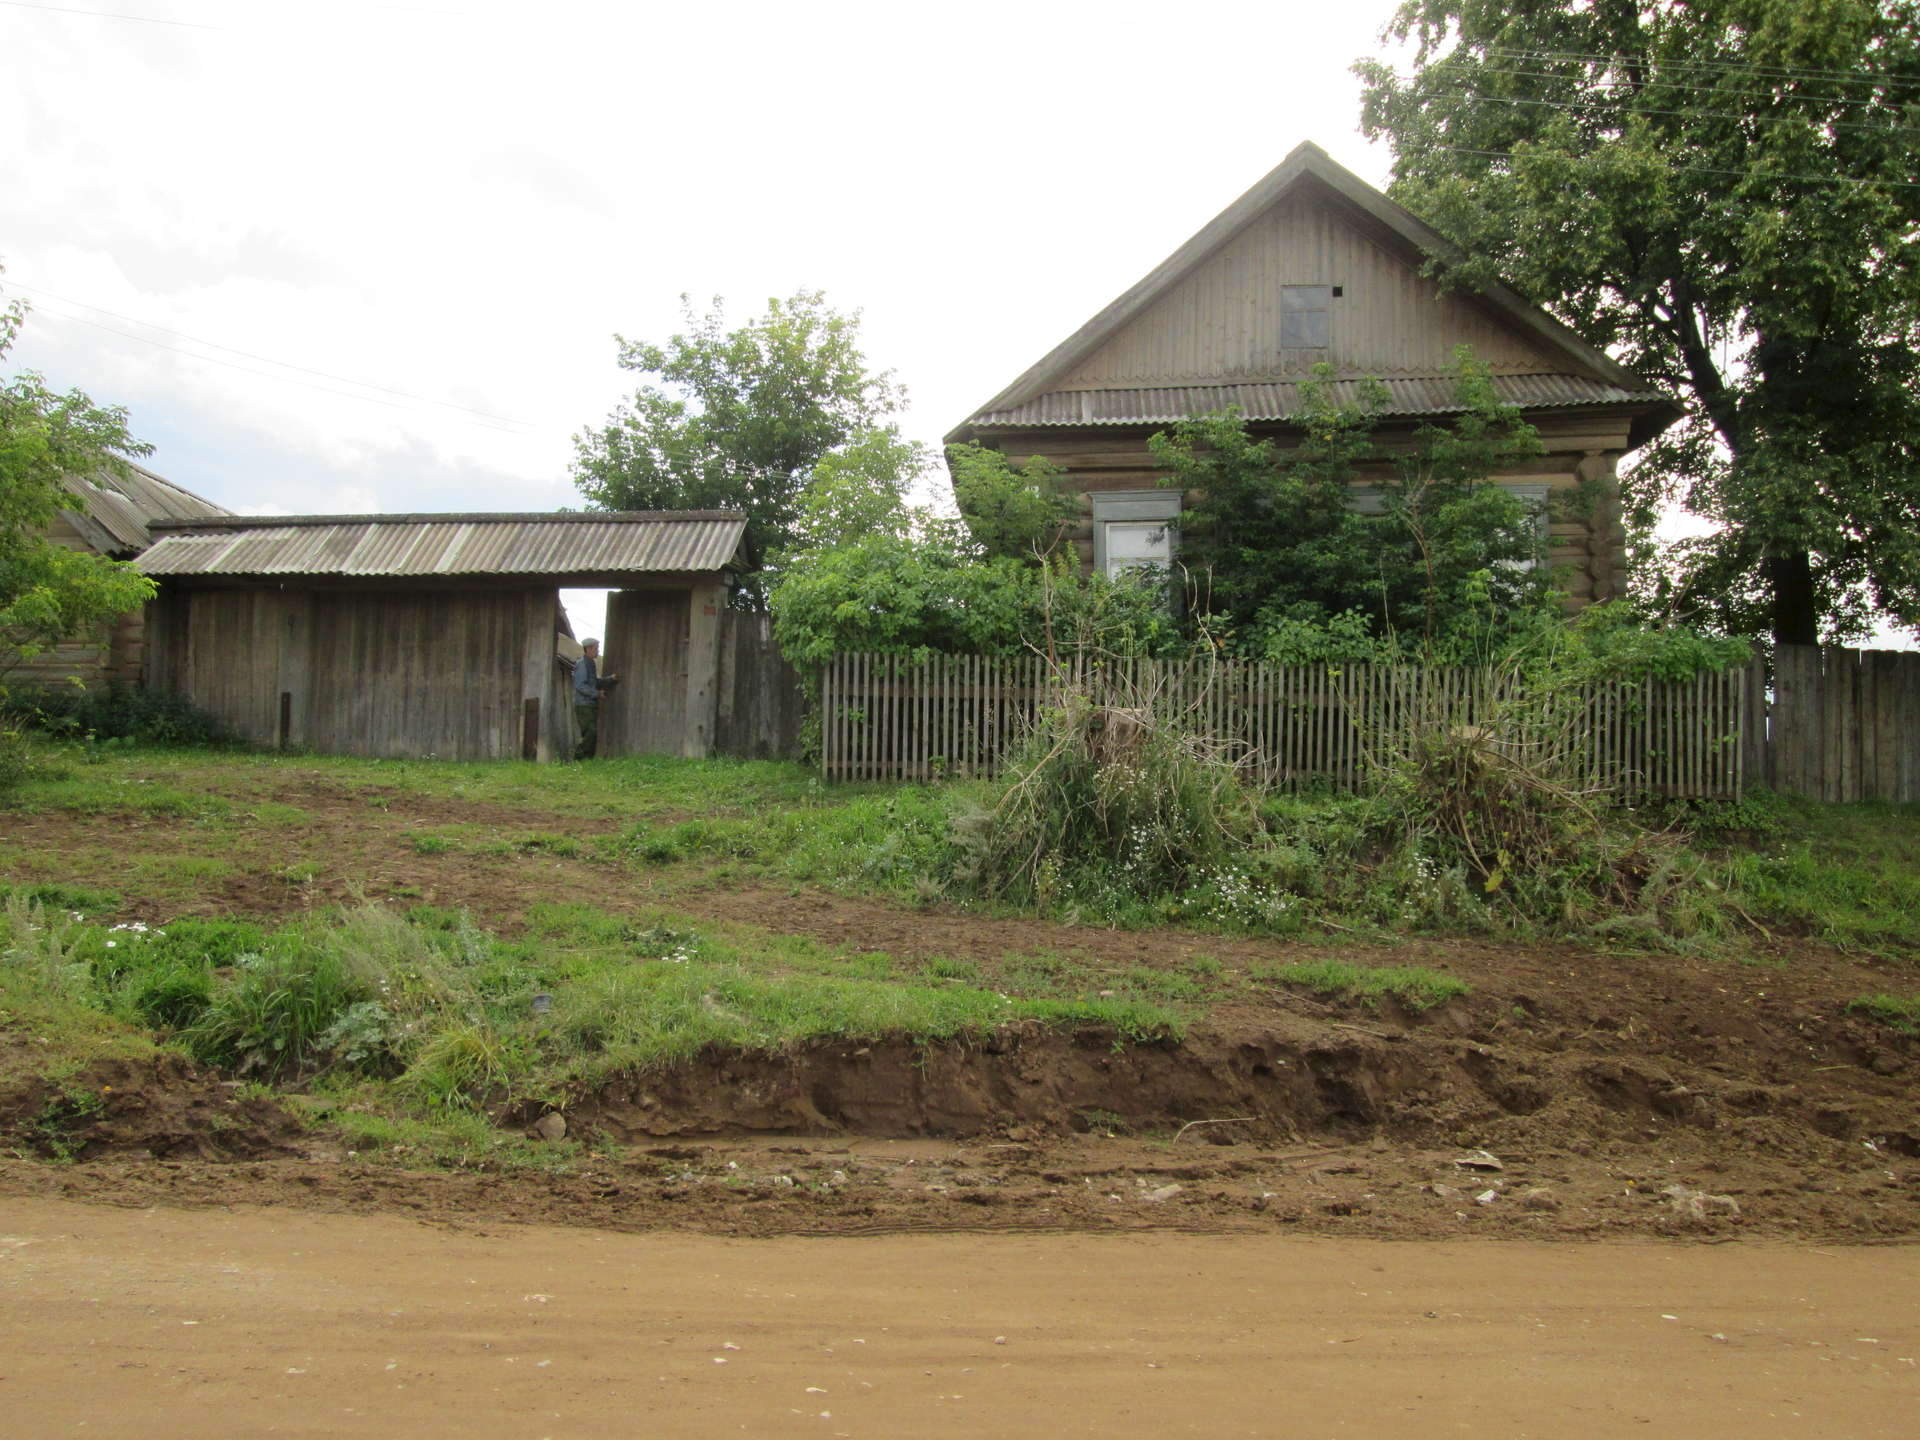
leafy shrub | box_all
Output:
[0,721,30,794]
[9,682,232,747]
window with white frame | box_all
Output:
[1090,490,1181,583]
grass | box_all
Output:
[1848,993,1920,1035]
[1254,958,1470,1011]
[0,895,1184,1162]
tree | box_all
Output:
[571,291,913,605]
[2,281,157,690]
[1357,0,1920,645]
[1164,360,1554,662]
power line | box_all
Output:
[1418,143,1920,190]
[7,279,536,431]
[1406,84,1920,135]
[1395,61,1907,111]
[20,298,537,435]
[0,1,220,28]
[1477,45,1920,88]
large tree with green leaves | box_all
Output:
[2,281,157,690]
[1357,0,1920,645]
[571,290,916,606]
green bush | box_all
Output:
[9,682,233,747]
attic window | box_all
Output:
[1281,284,1332,349]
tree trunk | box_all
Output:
[1767,550,1820,647]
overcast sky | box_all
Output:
[4,0,1414,635]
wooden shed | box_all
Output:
[16,464,229,692]
[947,141,1683,606]
[135,510,748,762]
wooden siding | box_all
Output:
[1058,182,1562,388]
[150,586,563,760]
[821,653,1752,799]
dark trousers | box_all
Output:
[574,701,599,760]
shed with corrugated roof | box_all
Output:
[136,510,750,761]
[947,141,1682,605]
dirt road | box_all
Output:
[3,1198,1914,1438]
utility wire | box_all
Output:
[0,0,219,27]
[1407,86,1920,135]
[1420,143,1920,189]
[1390,62,1909,110]
[7,280,536,431]
[1476,46,1920,87]
[23,299,536,435]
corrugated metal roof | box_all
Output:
[972,373,1668,429]
[136,512,748,579]
[61,462,231,555]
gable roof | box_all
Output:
[948,141,1675,445]
[62,461,230,556]
[136,511,749,582]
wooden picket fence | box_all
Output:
[819,651,1755,797]
[1768,645,1920,802]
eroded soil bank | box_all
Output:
[6,986,1914,1242]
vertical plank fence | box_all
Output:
[818,652,1757,798]
[1768,644,1920,802]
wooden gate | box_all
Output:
[599,589,689,756]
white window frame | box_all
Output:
[1090,490,1181,581]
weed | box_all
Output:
[411,834,453,855]
[1848,993,1920,1036]
[1256,958,1469,1011]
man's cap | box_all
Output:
[581,637,600,648]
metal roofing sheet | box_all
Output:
[61,463,230,554]
[971,373,1667,428]
[135,512,748,579]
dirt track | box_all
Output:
[3,1197,1915,1438]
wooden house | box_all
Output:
[134,510,751,761]
[14,464,229,691]
[946,142,1681,604]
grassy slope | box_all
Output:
[5,740,1919,1167]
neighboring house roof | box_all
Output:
[137,511,750,581]
[62,462,231,555]
[949,140,1679,447]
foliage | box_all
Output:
[1164,359,1553,662]
[8,681,232,746]
[0,719,28,795]
[1,276,157,687]
[950,674,1265,907]
[1357,0,1920,645]
[947,443,1078,562]
[570,291,916,605]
